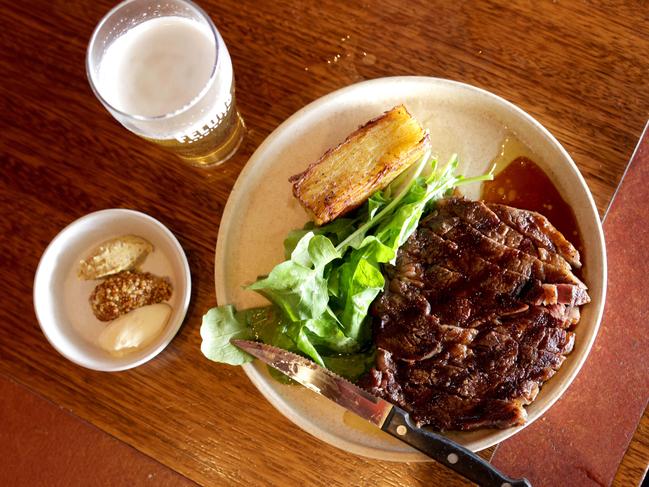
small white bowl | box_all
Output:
[34,209,191,371]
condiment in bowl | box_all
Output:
[34,209,191,371]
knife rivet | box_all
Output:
[447,453,459,464]
[396,425,407,436]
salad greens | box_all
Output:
[200,154,494,379]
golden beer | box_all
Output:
[87,0,244,167]
[147,92,245,167]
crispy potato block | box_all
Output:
[289,105,430,225]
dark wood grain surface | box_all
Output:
[1,0,648,485]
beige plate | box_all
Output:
[214,77,606,460]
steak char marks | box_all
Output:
[362,197,589,431]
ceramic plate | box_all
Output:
[214,77,606,460]
[34,209,191,371]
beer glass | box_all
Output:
[87,0,244,167]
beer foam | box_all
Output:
[98,16,216,118]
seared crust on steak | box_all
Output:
[488,203,581,268]
[360,198,589,431]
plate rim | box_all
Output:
[214,76,607,460]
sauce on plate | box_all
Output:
[481,156,583,256]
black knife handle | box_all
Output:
[382,406,531,487]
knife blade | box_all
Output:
[233,339,531,487]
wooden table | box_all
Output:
[1,0,647,485]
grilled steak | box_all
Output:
[361,197,589,431]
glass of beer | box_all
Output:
[86,0,244,167]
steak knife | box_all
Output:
[232,339,531,487]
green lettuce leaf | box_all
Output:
[302,308,358,354]
[200,305,254,365]
[249,232,340,322]
[330,236,395,341]
[284,218,356,257]
[200,305,294,365]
